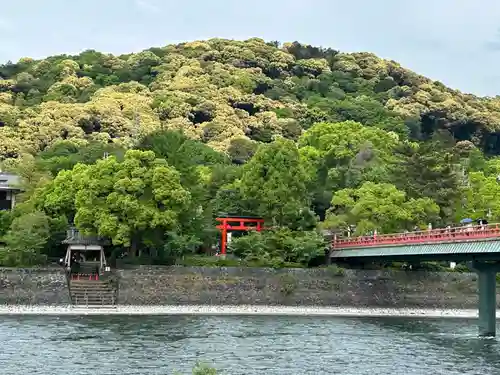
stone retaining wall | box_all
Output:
[115,266,482,308]
[0,267,70,305]
[0,266,487,308]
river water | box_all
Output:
[1,315,500,375]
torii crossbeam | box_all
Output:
[215,217,265,256]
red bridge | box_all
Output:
[332,223,500,249]
[331,222,500,337]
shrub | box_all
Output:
[164,232,203,258]
[453,264,471,273]
[172,363,218,375]
[413,262,448,272]
[192,363,217,375]
[327,264,346,276]
[0,210,12,240]
[0,211,50,266]
[229,228,325,266]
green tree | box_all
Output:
[455,171,500,222]
[227,137,258,164]
[392,133,460,222]
[5,37,500,265]
[37,150,191,254]
[37,140,126,176]
[0,211,50,266]
[298,121,400,218]
[229,228,325,265]
[240,138,315,229]
[138,130,231,250]
[325,182,440,234]
[138,130,228,172]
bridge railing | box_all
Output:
[332,223,500,249]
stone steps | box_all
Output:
[69,279,117,306]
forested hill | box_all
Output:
[3,38,500,155]
[1,38,500,267]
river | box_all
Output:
[1,315,500,374]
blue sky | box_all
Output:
[1,0,500,96]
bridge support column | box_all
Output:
[478,268,496,337]
[473,261,500,337]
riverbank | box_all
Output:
[0,305,493,317]
[0,265,488,308]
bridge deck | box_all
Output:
[331,223,500,260]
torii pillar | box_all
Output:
[215,217,264,257]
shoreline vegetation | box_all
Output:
[0,38,499,271]
[187,364,218,375]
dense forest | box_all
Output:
[1,38,500,267]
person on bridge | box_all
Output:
[477,219,488,230]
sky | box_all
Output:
[1,0,500,96]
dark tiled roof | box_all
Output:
[0,173,20,190]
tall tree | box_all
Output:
[455,171,500,222]
[36,150,191,254]
[240,138,315,229]
[392,132,460,222]
[298,120,400,219]
[138,130,232,248]
[325,182,440,234]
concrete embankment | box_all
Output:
[0,266,488,308]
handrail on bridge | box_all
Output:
[332,223,500,249]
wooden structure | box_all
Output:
[0,173,21,211]
[62,227,117,306]
[62,227,109,280]
[215,217,265,256]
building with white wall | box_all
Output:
[0,173,20,210]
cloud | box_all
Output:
[134,0,160,13]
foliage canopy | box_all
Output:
[0,38,498,266]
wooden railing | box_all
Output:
[333,223,500,249]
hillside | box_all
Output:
[0,38,500,267]
[2,38,500,156]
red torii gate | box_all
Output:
[215,217,265,256]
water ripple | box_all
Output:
[0,316,499,374]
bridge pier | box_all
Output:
[473,261,500,337]
[478,268,496,337]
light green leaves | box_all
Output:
[326,182,440,234]
[240,138,314,229]
[36,150,191,247]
